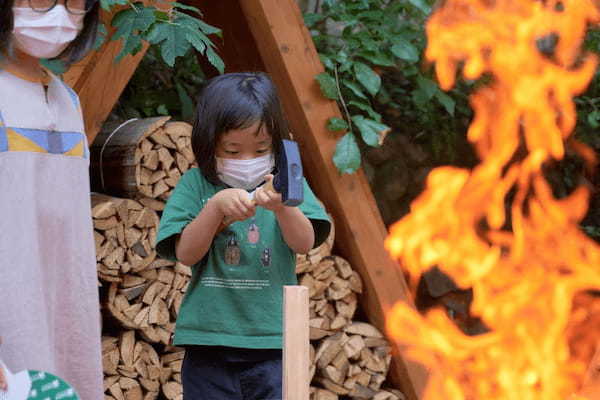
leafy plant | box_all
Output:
[102,0,223,71]
[307,0,464,173]
[111,45,205,122]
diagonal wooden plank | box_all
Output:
[235,1,429,398]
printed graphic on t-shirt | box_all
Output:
[200,277,270,290]
[247,221,260,244]
[260,248,272,267]
[224,232,241,265]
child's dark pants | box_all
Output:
[181,346,283,400]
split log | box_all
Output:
[312,323,393,399]
[92,194,159,283]
[299,256,363,340]
[91,118,195,203]
[102,331,161,400]
[106,261,192,345]
[310,387,339,400]
[160,347,184,400]
[296,213,335,273]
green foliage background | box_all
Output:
[307,0,473,174]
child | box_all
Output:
[0,0,103,398]
[156,72,331,399]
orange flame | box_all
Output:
[385,1,600,399]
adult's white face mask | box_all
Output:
[216,153,275,191]
[12,5,84,59]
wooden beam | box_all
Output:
[64,9,150,144]
[236,1,429,398]
[283,286,310,400]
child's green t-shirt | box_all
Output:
[156,168,331,349]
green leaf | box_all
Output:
[315,72,339,100]
[436,91,455,116]
[175,12,221,38]
[156,104,169,115]
[176,13,209,53]
[588,110,600,128]
[146,21,191,66]
[412,87,429,109]
[170,12,225,70]
[185,31,206,53]
[356,10,385,20]
[153,10,169,22]
[171,2,202,15]
[358,51,396,67]
[342,80,368,100]
[333,133,361,174]
[353,62,381,96]
[351,115,390,147]
[176,81,195,121]
[112,5,156,38]
[391,41,419,62]
[417,76,438,100]
[347,100,382,122]
[100,0,127,11]
[304,13,324,28]
[196,18,222,36]
[319,54,335,71]
[94,23,108,50]
[206,45,225,74]
[407,0,431,15]
[40,59,67,75]
[327,117,349,131]
[112,5,156,62]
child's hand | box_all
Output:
[212,188,256,222]
[254,175,285,212]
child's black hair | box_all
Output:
[0,0,100,65]
[191,72,289,186]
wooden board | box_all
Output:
[194,0,429,398]
[283,286,310,400]
[64,8,151,145]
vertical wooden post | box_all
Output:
[283,286,310,400]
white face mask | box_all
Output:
[12,5,84,59]
[216,154,275,190]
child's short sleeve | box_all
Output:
[155,170,203,261]
[298,179,332,248]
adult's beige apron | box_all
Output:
[0,68,103,399]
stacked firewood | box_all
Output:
[92,118,405,400]
[91,118,194,399]
[102,331,162,400]
[92,194,160,283]
[104,260,191,346]
[90,117,195,205]
[299,230,404,400]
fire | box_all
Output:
[385,1,600,399]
